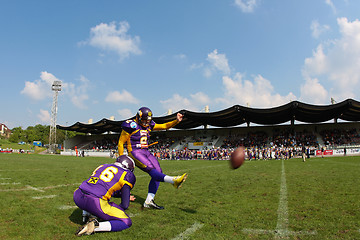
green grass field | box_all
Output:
[0,154,359,239]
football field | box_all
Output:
[0,154,359,239]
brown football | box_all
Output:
[230,146,245,169]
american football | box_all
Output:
[230,146,245,169]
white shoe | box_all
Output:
[143,199,164,210]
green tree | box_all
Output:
[9,127,25,143]
[32,124,49,144]
[10,124,84,146]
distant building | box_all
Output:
[0,123,11,138]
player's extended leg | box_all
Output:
[129,149,188,209]
[130,149,188,188]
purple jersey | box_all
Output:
[121,119,156,151]
[79,163,136,201]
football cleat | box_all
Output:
[76,219,99,236]
[143,199,164,210]
[82,210,97,223]
[173,173,188,189]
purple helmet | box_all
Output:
[115,155,135,172]
[136,107,152,127]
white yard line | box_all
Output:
[59,205,78,210]
[0,183,81,192]
[171,222,204,240]
[25,185,45,192]
[274,159,289,238]
[242,160,317,239]
[0,182,20,185]
[32,195,57,199]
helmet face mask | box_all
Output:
[140,119,151,127]
[137,107,152,127]
[115,155,135,172]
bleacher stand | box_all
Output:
[62,122,360,159]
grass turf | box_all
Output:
[0,154,359,239]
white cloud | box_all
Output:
[325,0,337,14]
[192,50,231,78]
[105,90,140,104]
[311,20,330,39]
[303,44,328,75]
[300,76,329,104]
[234,0,258,13]
[160,92,211,113]
[22,72,91,109]
[203,67,213,78]
[62,75,90,109]
[301,17,360,103]
[21,71,59,100]
[189,63,203,70]
[216,73,296,108]
[82,21,141,60]
[206,49,231,76]
[174,54,186,60]
[190,92,211,106]
[117,108,134,119]
[38,109,51,124]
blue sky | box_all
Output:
[1,0,360,129]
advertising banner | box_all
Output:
[315,150,333,156]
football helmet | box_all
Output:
[115,155,135,172]
[136,107,152,127]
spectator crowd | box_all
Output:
[71,127,360,160]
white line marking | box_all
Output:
[275,159,289,238]
[59,205,78,210]
[0,164,217,191]
[242,160,317,239]
[32,195,57,199]
[243,228,317,236]
[0,183,81,192]
[26,185,45,192]
[41,183,82,190]
[128,213,140,218]
[171,222,204,240]
[0,169,43,172]
[0,182,20,185]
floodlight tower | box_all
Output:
[48,80,62,153]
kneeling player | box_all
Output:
[73,155,136,236]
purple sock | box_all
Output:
[149,169,166,182]
[148,178,160,194]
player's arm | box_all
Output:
[118,130,130,155]
[153,113,183,130]
[119,184,131,210]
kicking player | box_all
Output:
[118,107,187,210]
[73,155,136,236]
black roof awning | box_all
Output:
[57,98,360,134]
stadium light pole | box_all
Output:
[48,80,62,153]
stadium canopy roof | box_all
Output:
[57,98,360,134]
